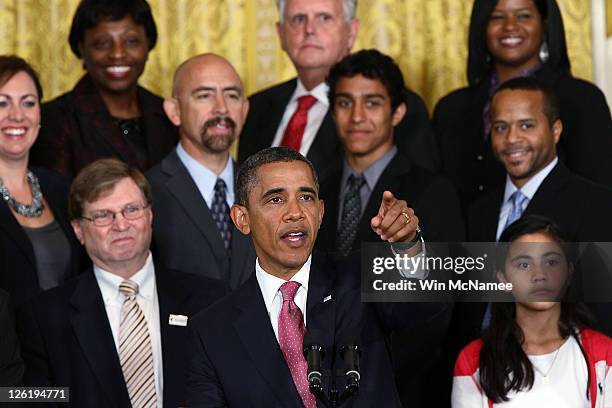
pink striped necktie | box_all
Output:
[278,281,317,408]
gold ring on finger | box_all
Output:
[402,211,411,225]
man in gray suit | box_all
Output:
[147,53,255,291]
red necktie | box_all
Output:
[280,95,317,151]
[278,281,317,408]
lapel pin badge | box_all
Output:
[169,314,188,327]
[323,295,332,303]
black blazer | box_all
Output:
[31,75,178,179]
[18,265,225,408]
[316,151,465,255]
[186,252,447,407]
[0,167,88,309]
[238,78,440,181]
[147,150,256,291]
[433,65,612,210]
[0,289,23,386]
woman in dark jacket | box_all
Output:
[434,0,612,210]
[30,0,177,179]
[0,56,87,308]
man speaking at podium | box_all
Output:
[185,147,446,407]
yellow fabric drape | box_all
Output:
[607,0,612,37]
[0,0,593,112]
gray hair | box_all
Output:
[276,0,356,22]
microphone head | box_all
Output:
[303,328,325,357]
[337,329,361,355]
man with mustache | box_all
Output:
[467,77,612,243]
[147,53,256,290]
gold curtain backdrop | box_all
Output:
[0,0,593,112]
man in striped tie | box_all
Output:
[18,158,225,408]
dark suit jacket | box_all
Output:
[448,162,612,367]
[433,65,612,211]
[147,150,256,291]
[18,265,225,408]
[467,161,612,243]
[31,75,178,179]
[186,253,447,407]
[238,78,440,181]
[0,289,23,386]
[316,151,465,255]
[0,167,88,309]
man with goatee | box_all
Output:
[147,53,256,291]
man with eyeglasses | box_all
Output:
[17,158,225,408]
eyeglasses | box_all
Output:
[81,204,149,227]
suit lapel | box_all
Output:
[260,80,297,151]
[307,112,340,181]
[0,200,36,268]
[232,275,303,406]
[482,191,503,242]
[525,162,567,214]
[161,151,229,279]
[70,271,130,407]
[317,162,343,252]
[156,269,190,408]
[306,255,335,349]
[229,228,254,290]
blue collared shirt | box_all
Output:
[176,142,234,208]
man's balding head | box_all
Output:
[164,53,249,158]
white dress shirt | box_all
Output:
[94,252,163,408]
[271,80,329,157]
[255,256,312,342]
[176,142,235,208]
[496,157,558,240]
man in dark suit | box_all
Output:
[449,77,612,362]
[186,147,446,407]
[316,49,464,256]
[467,77,612,243]
[18,159,225,408]
[237,0,439,180]
[314,49,463,408]
[147,53,256,291]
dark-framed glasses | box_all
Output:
[81,204,149,227]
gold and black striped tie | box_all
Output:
[118,280,157,408]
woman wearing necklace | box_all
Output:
[451,215,612,407]
[433,0,612,210]
[0,56,87,309]
[29,0,177,180]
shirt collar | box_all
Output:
[294,79,329,107]
[503,156,559,203]
[94,252,156,302]
[176,142,234,205]
[342,145,398,190]
[255,255,312,313]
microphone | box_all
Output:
[338,331,361,394]
[303,329,325,394]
